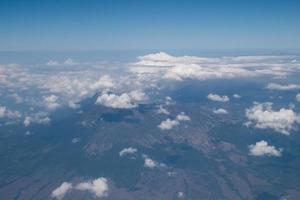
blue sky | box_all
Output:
[1,0,300,51]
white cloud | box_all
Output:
[144,157,158,168]
[177,192,184,198]
[119,147,138,157]
[207,93,229,102]
[213,108,228,114]
[43,95,60,110]
[266,83,300,91]
[233,94,241,98]
[132,52,295,82]
[158,118,180,130]
[75,178,108,198]
[46,60,60,66]
[246,102,300,135]
[95,90,147,109]
[156,105,170,115]
[176,112,191,121]
[158,112,190,130]
[51,182,73,200]
[296,93,300,102]
[46,58,77,66]
[0,106,21,119]
[24,113,50,127]
[249,140,282,157]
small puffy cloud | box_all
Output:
[158,119,179,130]
[75,178,108,198]
[96,93,136,109]
[233,94,241,98]
[156,105,170,115]
[266,83,300,91]
[245,102,300,135]
[176,112,191,121]
[90,75,115,91]
[144,157,158,168]
[207,93,229,102]
[296,93,300,102]
[95,90,147,109]
[24,113,50,127]
[213,108,228,114]
[0,106,21,119]
[43,95,60,110]
[158,112,190,130]
[249,140,282,157]
[51,182,73,200]
[119,147,138,157]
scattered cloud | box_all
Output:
[95,90,147,109]
[213,108,228,114]
[266,83,300,91]
[233,94,241,98]
[158,112,190,130]
[245,102,300,135]
[249,140,282,157]
[207,93,229,102]
[176,112,191,121]
[296,93,300,102]
[51,182,73,200]
[43,95,61,110]
[24,113,50,127]
[75,178,108,198]
[144,157,157,168]
[158,118,180,130]
[52,178,109,199]
[156,105,170,115]
[119,147,138,157]
[0,106,21,119]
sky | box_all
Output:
[0,0,300,51]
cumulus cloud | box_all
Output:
[95,90,147,109]
[144,157,157,168]
[296,93,300,102]
[158,112,190,130]
[0,106,21,119]
[52,178,109,199]
[249,140,282,157]
[131,52,296,82]
[156,105,170,115]
[245,102,300,135]
[207,93,229,102]
[75,178,108,198]
[266,83,300,91]
[24,113,50,127]
[119,147,138,157]
[158,118,180,130]
[51,182,73,200]
[43,95,61,110]
[213,108,228,114]
[176,112,191,121]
